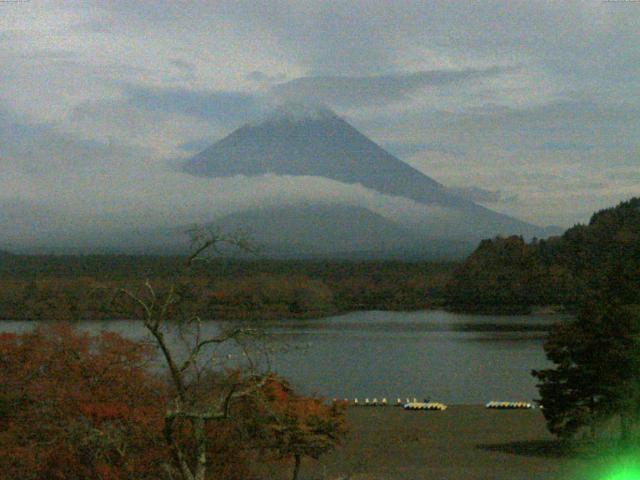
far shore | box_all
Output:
[0,304,568,323]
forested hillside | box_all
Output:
[0,257,454,321]
[445,197,640,313]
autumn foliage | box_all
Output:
[0,325,347,480]
[251,377,348,480]
[0,323,165,480]
[0,258,449,322]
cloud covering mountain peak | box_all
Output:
[250,102,338,126]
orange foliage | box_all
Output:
[253,376,347,477]
[0,323,165,480]
[0,326,344,480]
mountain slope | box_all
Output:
[215,203,417,254]
[184,103,554,242]
[214,203,476,259]
[185,104,462,207]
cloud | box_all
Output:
[537,141,595,152]
[447,186,518,204]
[212,0,640,101]
[0,0,638,233]
[405,141,639,227]
[0,102,467,251]
[169,58,196,75]
[177,138,217,154]
[382,141,466,159]
[271,67,511,108]
[245,70,287,85]
[0,162,464,251]
[215,1,397,76]
[0,106,151,175]
[362,98,640,226]
[124,85,266,125]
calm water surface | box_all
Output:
[1,310,563,404]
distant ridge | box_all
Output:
[213,203,477,259]
[214,203,418,253]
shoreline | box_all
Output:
[0,304,566,323]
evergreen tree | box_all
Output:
[533,302,640,440]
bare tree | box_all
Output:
[116,228,267,480]
[184,225,255,267]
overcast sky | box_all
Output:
[1,0,639,234]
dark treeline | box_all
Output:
[445,197,640,313]
[0,255,456,321]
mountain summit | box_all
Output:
[183,103,557,255]
[184,102,460,206]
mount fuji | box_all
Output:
[183,103,558,258]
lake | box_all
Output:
[0,310,562,404]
